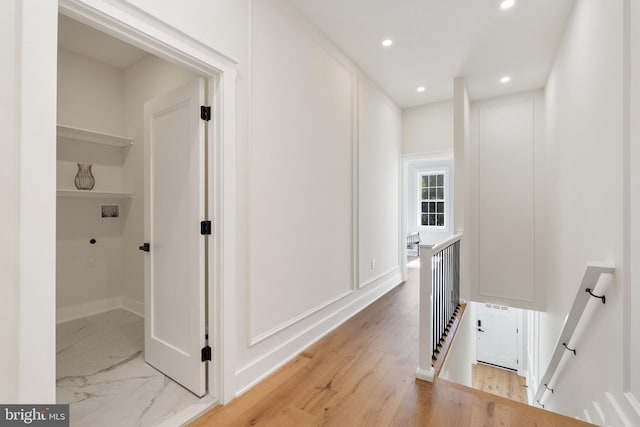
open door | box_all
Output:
[142,78,208,396]
[476,303,518,371]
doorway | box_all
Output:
[55,13,219,425]
[476,302,519,370]
[472,302,528,404]
[402,154,454,275]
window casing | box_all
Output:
[419,171,446,229]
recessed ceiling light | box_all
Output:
[500,76,511,83]
[417,86,426,93]
[500,0,515,10]
[382,39,393,47]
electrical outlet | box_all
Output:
[370,259,375,270]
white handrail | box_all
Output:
[421,232,464,254]
[416,233,463,382]
[534,263,615,408]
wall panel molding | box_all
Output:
[247,0,359,344]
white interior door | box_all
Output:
[476,303,519,370]
[143,78,207,396]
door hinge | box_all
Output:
[200,105,211,121]
[201,220,212,235]
[201,345,212,362]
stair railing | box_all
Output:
[416,233,462,382]
[533,263,615,408]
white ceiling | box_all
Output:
[289,0,575,108]
[58,15,148,69]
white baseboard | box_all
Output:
[234,269,402,396]
[525,367,536,405]
[57,297,123,324]
[359,266,400,289]
[57,296,144,323]
[157,395,216,427]
[121,296,144,317]
[415,367,435,382]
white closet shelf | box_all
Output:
[57,125,133,147]
[57,190,134,199]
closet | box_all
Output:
[55,14,212,426]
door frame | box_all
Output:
[58,0,238,404]
[401,151,454,280]
[475,302,519,371]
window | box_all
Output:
[419,171,446,228]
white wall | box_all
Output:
[629,0,640,404]
[453,78,470,301]
[0,0,19,404]
[126,0,248,64]
[57,49,124,134]
[236,0,402,392]
[56,49,127,315]
[402,99,453,156]
[468,90,545,311]
[7,0,402,403]
[122,55,197,306]
[359,77,402,287]
[248,0,354,341]
[0,0,59,403]
[537,0,625,418]
[438,304,475,387]
[56,47,197,317]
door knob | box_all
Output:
[139,243,150,252]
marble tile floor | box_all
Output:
[57,309,213,427]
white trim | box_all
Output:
[517,308,525,378]
[351,75,360,291]
[249,290,354,346]
[359,266,401,289]
[417,169,448,231]
[56,190,134,199]
[236,271,402,396]
[56,297,123,324]
[121,296,144,317]
[477,292,536,304]
[58,0,238,73]
[57,124,133,147]
[404,157,454,250]
[57,0,238,404]
[56,296,144,324]
[403,150,454,162]
[156,395,217,427]
[415,367,435,382]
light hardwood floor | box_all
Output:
[191,268,593,426]
[472,362,528,404]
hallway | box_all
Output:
[191,268,592,426]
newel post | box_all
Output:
[416,243,435,381]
